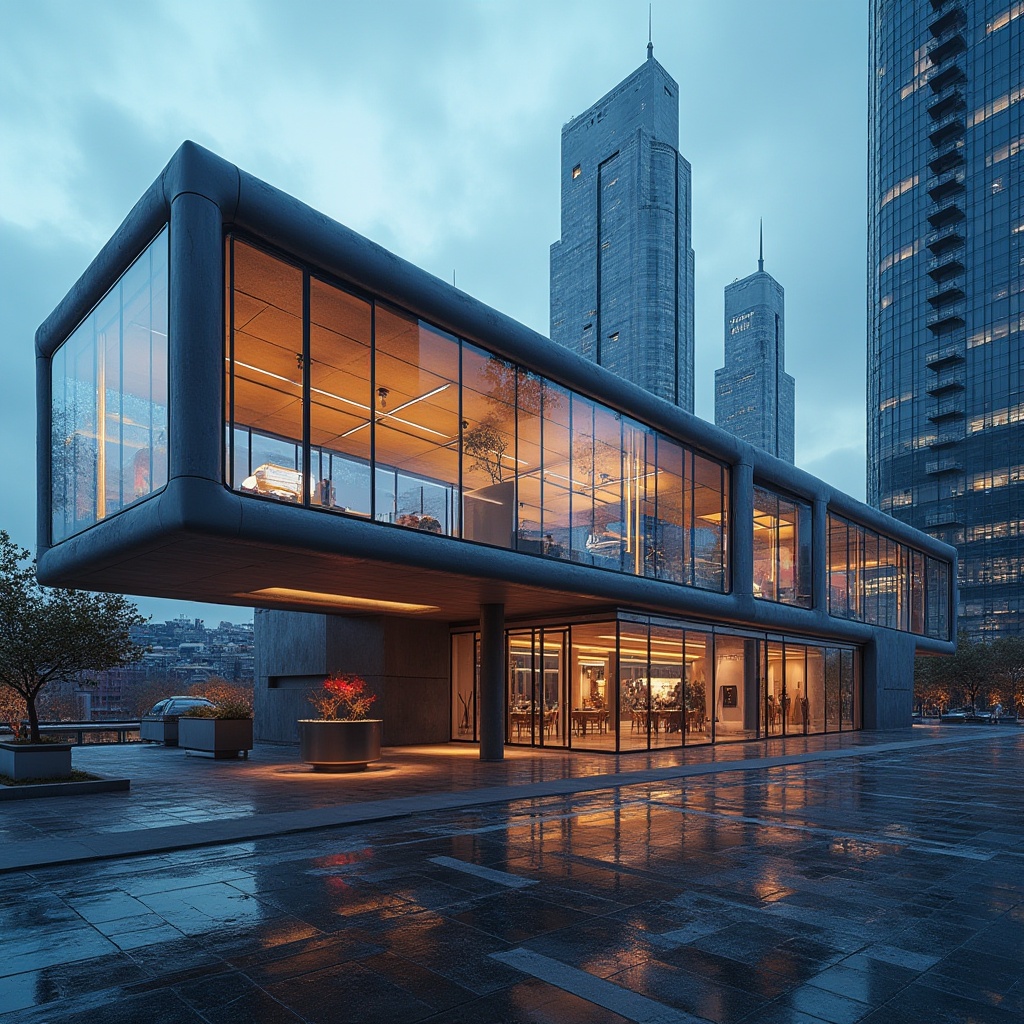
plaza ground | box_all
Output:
[0,727,1022,1022]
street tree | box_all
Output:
[992,635,1024,715]
[948,631,994,712]
[0,531,146,743]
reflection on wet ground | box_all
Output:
[1,730,1023,1022]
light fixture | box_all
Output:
[243,587,439,614]
[341,383,453,440]
[377,386,389,409]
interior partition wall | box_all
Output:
[451,615,860,753]
[223,234,730,592]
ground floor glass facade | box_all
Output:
[451,612,861,753]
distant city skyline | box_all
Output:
[0,1,871,622]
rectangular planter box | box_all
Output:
[0,741,73,781]
[140,716,180,745]
[178,718,253,759]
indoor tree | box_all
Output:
[0,531,146,743]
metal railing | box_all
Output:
[2,721,141,744]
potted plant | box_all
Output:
[298,674,381,771]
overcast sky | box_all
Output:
[0,0,868,625]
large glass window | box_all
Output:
[373,307,460,534]
[462,344,517,548]
[752,485,811,606]
[51,226,168,543]
[308,276,372,516]
[827,511,951,640]
[229,239,305,501]
[225,235,729,592]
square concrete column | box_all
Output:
[479,603,505,761]
[732,460,754,598]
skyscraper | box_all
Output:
[550,43,695,410]
[868,0,1023,636]
[715,231,795,462]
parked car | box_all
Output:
[140,696,216,746]
[940,708,969,721]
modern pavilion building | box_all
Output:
[868,0,1024,636]
[715,233,795,463]
[37,143,954,758]
[550,44,695,411]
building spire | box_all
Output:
[758,218,764,273]
[647,4,653,59]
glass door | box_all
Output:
[506,627,568,748]
[540,628,568,748]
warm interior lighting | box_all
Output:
[244,587,440,614]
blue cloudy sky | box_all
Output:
[0,0,867,624]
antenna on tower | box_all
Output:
[758,219,764,273]
[647,4,653,59]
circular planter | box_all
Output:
[298,719,382,771]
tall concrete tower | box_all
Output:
[550,44,695,410]
[715,230,795,462]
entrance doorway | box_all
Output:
[507,628,568,748]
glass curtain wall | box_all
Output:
[51,227,169,542]
[225,234,730,592]
[827,510,951,639]
[466,616,857,751]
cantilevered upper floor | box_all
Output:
[36,142,955,652]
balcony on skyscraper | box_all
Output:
[925,301,966,331]
[926,222,966,253]
[928,1,966,36]
[927,278,966,307]
[925,507,964,528]
[924,341,966,368]
[928,136,965,173]
[928,109,966,146]
[927,194,966,229]
[927,248,965,280]
[928,24,967,64]
[927,83,966,120]
[929,397,966,421]
[925,366,966,394]
[926,456,964,475]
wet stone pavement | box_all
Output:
[1,730,1023,1023]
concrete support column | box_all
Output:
[732,460,754,598]
[479,603,505,761]
[812,497,828,613]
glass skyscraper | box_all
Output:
[550,45,695,411]
[868,0,1023,636]
[715,238,795,462]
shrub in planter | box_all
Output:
[179,699,254,759]
[299,674,381,771]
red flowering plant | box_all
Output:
[307,673,377,721]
